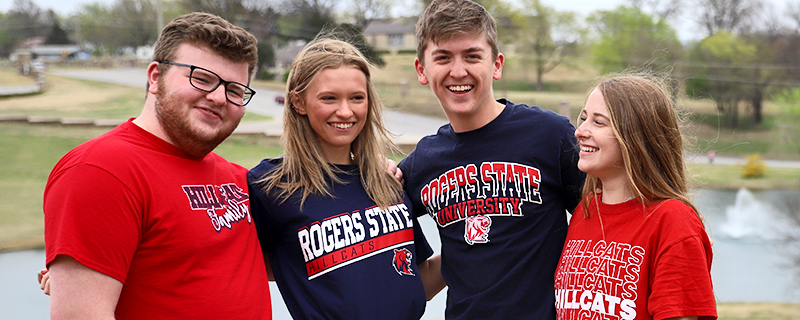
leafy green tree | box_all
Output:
[516,0,585,91]
[687,31,759,127]
[588,6,682,74]
[773,88,800,154]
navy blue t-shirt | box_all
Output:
[399,100,585,320]
[248,159,432,320]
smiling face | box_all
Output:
[414,33,504,131]
[575,88,626,183]
[149,43,248,157]
[294,66,369,164]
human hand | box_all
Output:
[37,269,50,295]
[384,157,404,184]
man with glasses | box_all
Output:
[41,12,271,319]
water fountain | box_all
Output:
[719,188,790,241]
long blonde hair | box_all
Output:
[580,73,700,218]
[257,38,402,209]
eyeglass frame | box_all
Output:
[158,60,256,107]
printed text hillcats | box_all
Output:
[555,239,644,320]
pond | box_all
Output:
[2,188,799,319]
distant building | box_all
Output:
[363,18,416,54]
[271,40,307,80]
[28,45,89,62]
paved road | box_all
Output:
[46,68,800,169]
[50,68,447,145]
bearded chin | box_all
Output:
[154,86,239,158]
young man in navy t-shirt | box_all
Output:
[398,0,586,319]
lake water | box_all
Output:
[2,188,799,319]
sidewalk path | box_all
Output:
[686,153,800,169]
[0,85,40,96]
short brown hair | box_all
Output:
[152,12,258,80]
[415,0,498,64]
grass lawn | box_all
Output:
[689,163,800,190]
[0,123,284,252]
[0,65,36,86]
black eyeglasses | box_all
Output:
[159,61,256,106]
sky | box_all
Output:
[1,0,795,42]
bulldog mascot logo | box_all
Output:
[464,214,492,245]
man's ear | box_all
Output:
[414,58,429,86]
[146,62,160,95]
[493,52,504,81]
[291,92,307,115]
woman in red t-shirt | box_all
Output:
[554,73,717,320]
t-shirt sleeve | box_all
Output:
[398,151,428,219]
[412,213,433,264]
[648,211,717,320]
[247,181,273,260]
[558,119,585,213]
[44,163,142,284]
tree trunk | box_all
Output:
[752,86,763,125]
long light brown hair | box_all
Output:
[257,38,402,209]
[415,0,499,64]
[580,73,700,218]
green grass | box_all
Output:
[0,122,284,252]
[689,163,800,190]
[0,123,112,250]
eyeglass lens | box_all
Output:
[189,68,253,106]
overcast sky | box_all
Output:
[1,0,796,42]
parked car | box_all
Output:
[275,95,285,104]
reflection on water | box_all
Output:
[2,188,800,319]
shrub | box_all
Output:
[741,154,767,179]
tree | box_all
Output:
[0,0,48,56]
[181,0,246,23]
[112,0,159,47]
[330,23,385,67]
[686,31,759,127]
[788,1,800,30]
[696,0,763,36]
[516,0,584,91]
[627,0,683,20]
[277,0,338,42]
[588,6,682,74]
[45,10,72,45]
[350,0,392,30]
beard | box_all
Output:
[154,81,240,158]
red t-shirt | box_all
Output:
[44,120,271,319]
[554,196,716,320]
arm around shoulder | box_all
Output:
[49,255,123,320]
